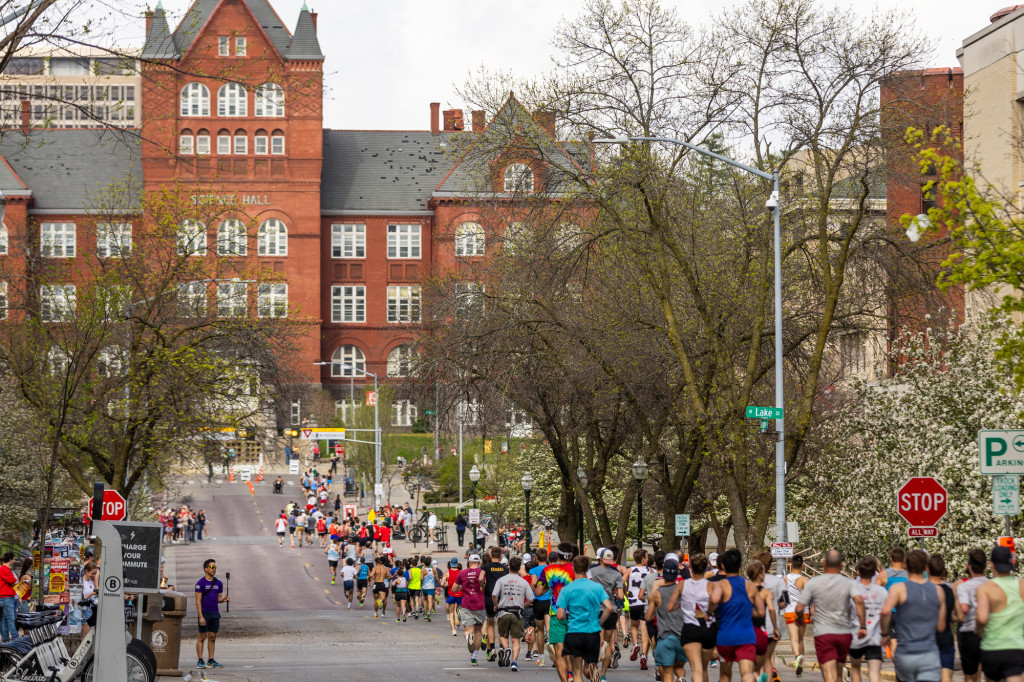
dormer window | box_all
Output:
[504,163,534,193]
[235,37,247,56]
[219,36,230,57]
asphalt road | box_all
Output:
[158,477,821,682]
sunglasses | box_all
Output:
[206,565,217,570]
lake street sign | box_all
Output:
[300,428,346,440]
[746,406,783,420]
[674,514,691,537]
[978,430,1024,474]
[994,475,1021,515]
[771,542,794,558]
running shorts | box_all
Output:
[446,595,462,606]
[939,645,955,671]
[357,579,367,590]
[629,604,645,621]
[681,622,717,649]
[563,632,601,664]
[459,607,486,627]
[343,580,354,591]
[276,531,285,538]
[601,611,619,632]
[717,644,756,662]
[423,588,433,599]
[981,649,1024,682]
[533,599,551,621]
[895,650,944,682]
[485,601,496,619]
[784,611,811,625]
[198,612,220,634]
[958,631,982,675]
[395,589,409,602]
[654,634,687,668]
[498,612,525,640]
[755,627,768,657]
[373,582,386,595]
[288,527,295,534]
[328,559,338,568]
[814,633,852,665]
[548,615,568,645]
[849,645,882,661]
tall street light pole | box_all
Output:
[576,466,587,555]
[521,471,534,552]
[632,456,648,552]
[595,134,787,575]
[469,464,481,550]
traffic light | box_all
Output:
[285,429,299,437]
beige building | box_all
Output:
[0,46,140,129]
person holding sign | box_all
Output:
[195,559,229,670]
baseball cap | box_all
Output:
[991,546,1014,573]
[450,557,459,567]
[665,552,680,564]
[523,553,532,563]
[500,555,509,565]
[597,548,615,562]
[469,554,482,563]
[708,552,719,567]
[663,558,680,582]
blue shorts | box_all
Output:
[343,581,354,591]
[655,634,687,668]
[198,612,220,634]
[940,645,956,670]
[446,595,462,605]
[423,588,434,598]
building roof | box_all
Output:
[831,167,886,201]
[0,130,141,211]
[147,0,300,61]
[141,6,180,60]
[321,130,454,214]
[288,9,323,60]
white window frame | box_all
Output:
[196,134,211,155]
[40,284,76,322]
[218,36,230,57]
[387,224,420,259]
[254,83,284,117]
[217,134,231,154]
[217,83,247,117]
[331,345,365,378]
[180,82,210,116]
[217,220,247,256]
[387,345,418,377]
[257,282,287,318]
[40,223,76,258]
[455,282,485,321]
[331,285,365,323]
[290,399,301,425]
[504,163,534,193]
[455,221,485,256]
[257,219,287,256]
[391,400,417,427]
[96,222,131,258]
[179,281,207,317]
[0,281,7,319]
[235,36,247,56]
[271,134,285,155]
[387,285,420,323]
[460,399,481,426]
[331,224,365,259]
[216,281,247,318]
[0,224,8,255]
[177,220,207,256]
[254,134,268,155]
[233,133,247,155]
[179,133,194,155]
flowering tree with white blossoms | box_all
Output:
[801,315,1024,563]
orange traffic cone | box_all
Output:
[228,465,235,482]
[256,465,264,482]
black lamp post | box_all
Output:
[469,464,481,550]
[577,466,587,555]
[521,471,534,552]
[632,456,648,551]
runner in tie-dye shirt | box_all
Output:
[535,542,576,679]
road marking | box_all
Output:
[314,576,320,581]
[256,510,261,515]
[323,589,330,594]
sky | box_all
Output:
[123,0,995,130]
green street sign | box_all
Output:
[978,430,1024,474]
[993,475,1021,515]
[746,406,783,420]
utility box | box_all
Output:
[141,590,187,677]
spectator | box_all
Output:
[0,552,17,642]
[455,513,467,547]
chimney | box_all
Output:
[443,109,464,132]
[145,10,153,33]
[991,5,1024,22]
[310,12,317,30]
[21,100,30,134]
[430,102,440,135]
[534,110,556,137]
[471,110,486,132]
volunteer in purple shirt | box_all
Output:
[195,559,229,670]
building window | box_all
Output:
[504,163,534,193]
[235,36,247,56]
[217,132,231,155]
[40,284,76,321]
[217,83,247,117]
[331,285,365,323]
[387,345,418,377]
[254,83,284,117]
[254,132,268,155]
[257,283,287,318]
[331,345,365,377]
[290,399,301,425]
[387,224,420,259]
[233,131,247,155]
[0,224,8,255]
[271,132,285,155]
[336,400,361,423]
[218,36,230,57]
[331,224,365,258]
[180,82,210,116]
[217,281,247,318]
[921,184,937,214]
[97,347,125,377]
[217,220,247,256]
[257,219,287,256]
[177,220,206,256]
[196,131,211,155]
[179,281,207,317]
[40,223,76,258]
[455,221,485,256]
[387,285,420,323]
[179,132,194,155]
[455,282,485,321]
[557,222,582,251]
[391,400,417,427]
[504,221,527,255]
[459,399,480,426]
[96,223,131,258]
[0,281,7,319]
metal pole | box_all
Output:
[773,173,788,579]
[525,490,531,552]
[637,481,643,553]
[433,380,439,465]
[472,481,477,550]
[373,373,380,509]
[1006,515,1012,536]
[458,402,464,506]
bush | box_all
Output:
[411,418,430,434]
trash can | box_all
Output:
[141,590,187,677]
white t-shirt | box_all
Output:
[341,565,358,582]
[275,518,287,533]
[850,581,888,647]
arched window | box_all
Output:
[254,128,269,155]
[257,219,287,256]
[179,128,194,155]
[387,345,418,377]
[271,129,285,155]
[177,220,206,256]
[196,128,211,155]
[217,83,247,117]
[454,221,485,256]
[503,163,534,193]
[254,83,284,117]
[331,345,365,378]
[217,220,247,256]
[0,224,8,255]
[180,82,210,117]
[233,128,247,155]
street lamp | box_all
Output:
[596,134,787,574]
[469,464,481,550]
[576,466,588,555]
[520,471,534,552]
[314,360,381,509]
[632,456,648,551]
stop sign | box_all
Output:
[87,490,128,521]
[335,444,344,455]
[898,477,947,528]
